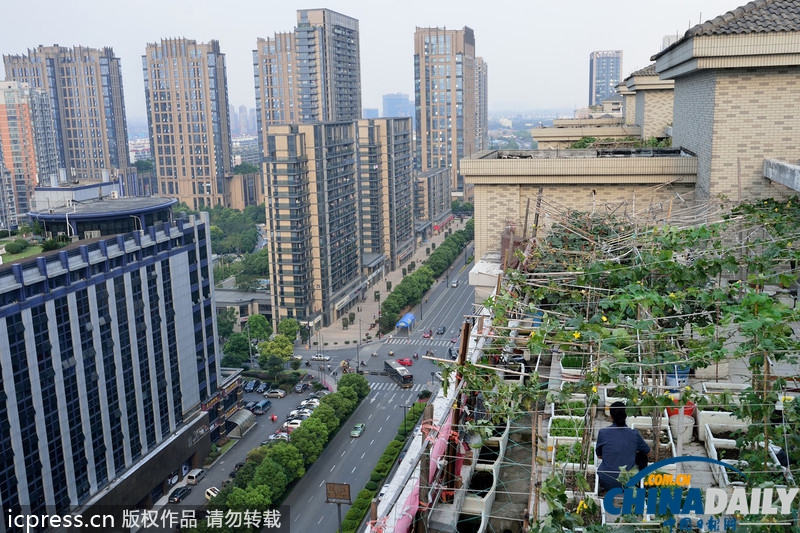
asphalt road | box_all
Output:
[157,248,476,531]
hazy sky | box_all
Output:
[3,0,740,120]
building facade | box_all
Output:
[0,81,59,228]
[475,57,489,152]
[3,45,135,193]
[415,167,453,240]
[262,122,363,331]
[589,50,622,106]
[254,9,361,127]
[142,38,234,209]
[357,118,415,272]
[414,26,482,196]
[0,200,224,526]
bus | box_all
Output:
[384,361,414,388]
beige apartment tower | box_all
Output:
[414,26,483,195]
[3,45,134,190]
[263,122,363,331]
[254,9,361,127]
[142,38,233,209]
[357,118,415,272]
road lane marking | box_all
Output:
[331,465,335,472]
[352,466,357,474]
[361,452,366,459]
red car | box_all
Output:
[422,330,432,339]
[397,358,413,367]
[451,337,458,343]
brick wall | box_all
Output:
[638,90,674,140]
[675,67,800,201]
[472,182,695,259]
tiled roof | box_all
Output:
[630,63,657,77]
[686,0,800,36]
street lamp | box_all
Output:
[397,404,411,433]
[356,319,361,369]
[245,321,255,369]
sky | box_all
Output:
[2,0,740,121]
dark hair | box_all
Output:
[610,401,627,425]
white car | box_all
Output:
[282,419,303,431]
[205,487,220,501]
[287,408,314,419]
[311,353,331,361]
[300,399,320,409]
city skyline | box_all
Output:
[3,0,739,118]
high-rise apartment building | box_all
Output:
[589,50,622,106]
[475,57,489,151]
[254,9,361,126]
[357,118,415,272]
[263,122,363,330]
[142,38,233,209]
[414,26,484,195]
[0,81,59,227]
[3,45,134,190]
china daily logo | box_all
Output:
[603,456,797,529]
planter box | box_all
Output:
[696,409,749,442]
[631,423,676,473]
[603,387,628,417]
[563,468,600,499]
[547,415,585,449]
[549,395,588,417]
[559,357,586,382]
[551,437,597,470]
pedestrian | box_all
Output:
[596,401,650,492]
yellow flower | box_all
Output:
[669,292,676,298]
[576,500,588,514]
[684,386,691,391]
[592,386,597,393]
[572,331,581,339]
[601,315,607,322]
[775,208,779,212]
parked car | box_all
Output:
[287,408,314,419]
[256,382,269,394]
[294,382,310,393]
[311,353,331,361]
[350,423,366,438]
[262,432,290,445]
[300,398,320,409]
[282,419,304,431]
[168,486,192,503]
[436,326,446,335]
[398,451,407,463]
[291,354,304,361]
[434,372,443,381]
[205,487,220,501]
[244,379,259,393]
[244,401,257,411]
[265,388,286,398]
[397,358,413,367]
[379,484,390,500]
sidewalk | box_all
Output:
[319,219,468,346]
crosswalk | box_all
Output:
[384,337,454,347]
[367,381,430,392]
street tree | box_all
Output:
[247,314,272,342]
[222,333,251,367]
[289,418,329,465]
[264,442,305,482]
[277,318,300,340]
[337,374,370,401]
